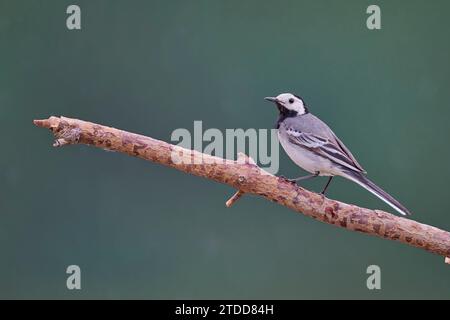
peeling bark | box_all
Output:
[34,116,450,262]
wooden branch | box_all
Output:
[226,190,245,208]
[34,116,450,262]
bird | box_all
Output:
[264,92,411,216]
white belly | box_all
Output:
[278,131,338,176]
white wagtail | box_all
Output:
[265,93,411,216]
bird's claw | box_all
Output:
[279,175,297,185]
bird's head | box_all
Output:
[264,93,308,116]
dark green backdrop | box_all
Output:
[1,0,449,299]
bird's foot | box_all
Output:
[279,175,297,185]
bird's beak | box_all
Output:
[264,97,278,103]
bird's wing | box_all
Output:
[331,133,366,173]
[286,128,365,173]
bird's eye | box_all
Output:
[288,98,295,104]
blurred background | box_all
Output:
[1,0,450,299]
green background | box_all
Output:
[1,0,449,299]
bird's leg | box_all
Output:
[281,172,319,184]
[320,176,334,195]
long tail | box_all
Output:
[342,171,412,216]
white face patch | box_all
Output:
[275,93,306,115]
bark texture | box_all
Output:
[34,116,450,262]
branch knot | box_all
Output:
[52,121,82,147]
